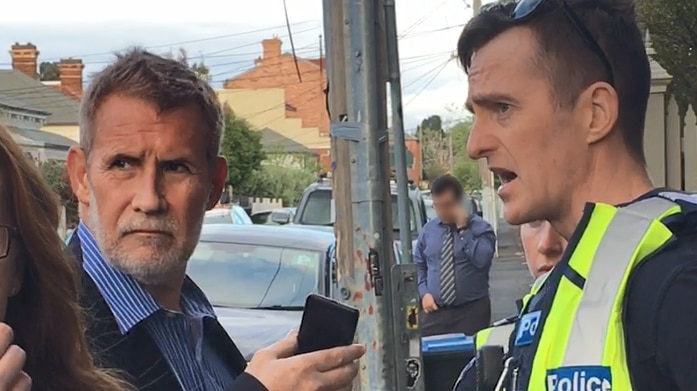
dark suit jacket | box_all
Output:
[68,233,267,391]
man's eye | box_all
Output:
[163,162,188,172]
[498,103,511,113]
[110,160,130,169]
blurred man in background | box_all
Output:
[415,174,496,336]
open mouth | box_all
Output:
[491,168,518,185]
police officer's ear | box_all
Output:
[578,81,619,146]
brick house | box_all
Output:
[222,37,422,181]
[223,37,332,171]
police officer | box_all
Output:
[454,221,566,390]
[457,0,697,390]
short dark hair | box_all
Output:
[457,0,650,164]
[431,174,464,201]
[80,48,224,162]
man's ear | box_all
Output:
[581,81,619,145]
[66,146,91,206]
[207,156,228,210]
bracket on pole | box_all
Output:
[330,121,390,143]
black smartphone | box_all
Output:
[296,294,360,355]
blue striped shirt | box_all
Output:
[78,222,236,391]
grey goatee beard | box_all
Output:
[86,191,197,287]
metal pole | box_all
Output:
[472,0,481,12]
[384,0,413,263]
[384,2,426,390]
[327,0,398,389]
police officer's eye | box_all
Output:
[498,103,511,113]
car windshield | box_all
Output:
[187,241,322,309]
[299,190,416,234]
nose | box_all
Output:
[131,166,166,214]
[537,223,564,260]
[466,117,495,161]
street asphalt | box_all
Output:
[489,219,533,321]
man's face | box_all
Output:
[466,27,587,225]
[68,94,226,286]
[520,220,566,278]
[431,190,459,224]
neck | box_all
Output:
[551,155,653,240]
[141,272,186,311]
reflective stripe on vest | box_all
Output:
[475,323,517,352]
[528,197,680,390]
[520,270,552,312]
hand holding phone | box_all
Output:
[296,294,360,355]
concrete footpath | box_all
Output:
[490,219,533,320]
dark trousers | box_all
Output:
[420,296,491,337]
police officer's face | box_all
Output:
[520,220,566,278]
[465,26,589,225]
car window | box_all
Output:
[187,241,321,309]
[424,199,437,220]
[203,212,233,225]
[231,206,253,224]
[300,190,333,225]
[251,212,271,225]
[300,189,416,234]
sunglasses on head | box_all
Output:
[484,0,615,85]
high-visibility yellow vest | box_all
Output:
[523,196,682,390]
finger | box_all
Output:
[0,346,25,389]
[256,331,298,360]
[306,344,366,372]
[0,325,13,357]
[9,372,30,391]
[314,360,360,390]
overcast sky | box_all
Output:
[0,0,493,130]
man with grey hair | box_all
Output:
[67,48,364,391]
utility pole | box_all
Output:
[472,0,481,12]
[384,0,425,389]
[324,0,398,389]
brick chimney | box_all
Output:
[255,37,283,66]
[10,42,39,79]
[59,58,84,100]
[263,37,282,59]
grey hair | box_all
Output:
[79,48,224,161]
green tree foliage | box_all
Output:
[39,160,78,226]
[417,114,448,180]
[449,118,481,191]
[420,115,443,133]
[162,48,211,82]
[219,105,266,194]
[39,61,60,81]
[244,165,316,206]
[638,0,697,108]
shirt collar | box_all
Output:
[78,222,215,334]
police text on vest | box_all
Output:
[546,366,611,391]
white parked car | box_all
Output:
[203,205,253,225]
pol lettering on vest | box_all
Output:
[546,366,611,391]
[514,310,540,346]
